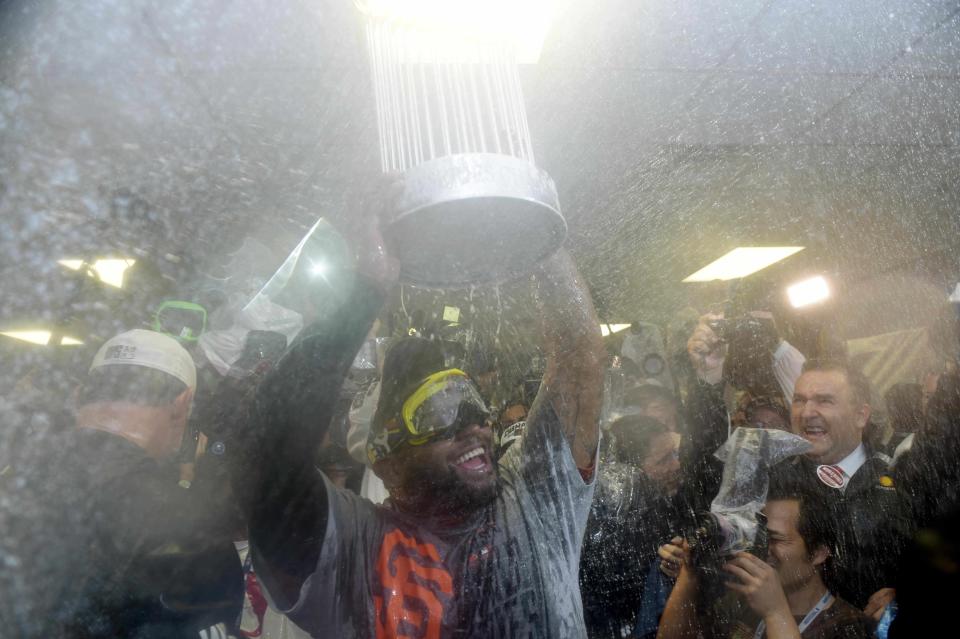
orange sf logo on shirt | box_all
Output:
[374,529,453,639]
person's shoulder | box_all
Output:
[852,450,897,495]
[811,597,875,639]
[769,455,817,488]
[326,472,389,518]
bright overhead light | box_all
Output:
[357,0,561,63]
[600,323,631,337]
[787,276,830,308]
[683,247,804,283]
[58,259,136,288]
[2,330,52,345]
[1,330,85,346]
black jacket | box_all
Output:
[1,428,243,638]
[679,379,727,514]
[770,451,910,609]
[579,462,683,639]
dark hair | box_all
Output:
[372,337,446,431]
[608,415,669,465]
[624,384,677,411]
[745,395,789,425]
[79,366,188,407]
[801,358,872,406]
[767,475,837,563]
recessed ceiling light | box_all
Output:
[787,276,830,308]
[683,247,804,282]
[1,330,52,345]
[58,259,136,288]
[1,330,85,346]
[600,323,631,337]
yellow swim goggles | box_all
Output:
[400,368,490,446]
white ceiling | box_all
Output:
[0,0,958,329]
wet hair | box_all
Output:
[623,384,677,411]
[372,337,446,431]
[608,414,670,465]
[78,366,188,407]
[801,358,872,407]
[767,474,837,561]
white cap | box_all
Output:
[90,329,197,390]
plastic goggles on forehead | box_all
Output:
[401,369,489,446]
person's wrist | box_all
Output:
[761,602,793,625]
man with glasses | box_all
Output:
[232,185,604,638]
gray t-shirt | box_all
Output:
[264,406,596,638]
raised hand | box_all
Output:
[687,313,725,385]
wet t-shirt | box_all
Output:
[269,406,596,638]
[725,596,874,639]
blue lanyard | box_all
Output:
[754,591,834,639]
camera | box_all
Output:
[707,316,780,394]
[706,316,773,345]
[686,510,769,600]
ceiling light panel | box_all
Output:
[600,323,631,337]
[58,258,136,288]
[683,247,804,282]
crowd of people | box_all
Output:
[1,184,959,639]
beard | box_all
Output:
[402,461,499,516]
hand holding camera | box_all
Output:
[723,552,791,621]
[658,536,690,580]
[687,313,726,385]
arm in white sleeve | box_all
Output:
[772,340,805,402]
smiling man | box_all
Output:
[770,359,910,616]
[234,189,605,639]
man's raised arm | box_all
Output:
[232,180,400,607]
[528,248,604,469]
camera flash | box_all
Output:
[787,276,830,308]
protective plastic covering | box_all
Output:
[351,337,390,370]
[600,363,636,426]
[198,218,349,375]
[709,427,812,554]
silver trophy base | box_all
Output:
[388,153,566,288]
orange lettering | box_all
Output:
[374,530,453,639]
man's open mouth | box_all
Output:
[802,425,827,438]
[453,446,491,472]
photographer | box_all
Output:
[657,482,874,639]
[682,311,806,513]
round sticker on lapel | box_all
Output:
[817,465,846,489]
